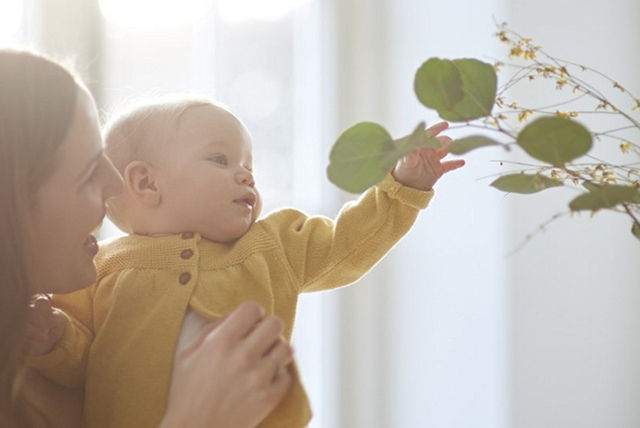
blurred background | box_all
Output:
[3,0,639,426]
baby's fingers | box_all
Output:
[425,121,449,137]
[434,143,451,160]
[441,159,466,174]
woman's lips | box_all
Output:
[84,234,98,256]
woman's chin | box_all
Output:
[54,265,97,295]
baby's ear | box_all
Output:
[123,161,161,207]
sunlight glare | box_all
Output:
[218,0,311,23]
[229,71,284,121]
[99,0,212,28]
[0,0,23,41]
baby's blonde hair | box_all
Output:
[103,94,228,232]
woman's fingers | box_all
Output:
[259,364,292,413]
[25,324,48,340]
[259,343,293,409]
[184,302,264,358]
[243,315,285,359]
[28,296,51,322]
[164,302,295,428]
[257,340,293,385]
[268,362,292,395]
[179,315,228,357]
[214,301,265,343]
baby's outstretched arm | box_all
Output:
[392,122,465,191]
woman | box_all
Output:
[0,48,293,427]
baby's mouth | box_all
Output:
[234,192,256,209]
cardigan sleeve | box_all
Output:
[25,285,96,388]
[260,174,434,293]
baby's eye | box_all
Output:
[209,155,228,166]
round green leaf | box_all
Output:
[327,122,394,193]
[444,59,497,121]
[414,58,464,114]
[490,173,563,194]
[632,222,640,242]
[517,117,592,166]
[448,135,501,155]
[414,58,496,122]
[568,184,640,211]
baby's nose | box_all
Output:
[237,169,255,187]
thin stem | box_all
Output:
[594,125,637,135]
[507,211,569,256]
[502,92,589,112]
[623,203,640,227]
[553,56,640,102]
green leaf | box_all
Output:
[327,121,441,193]
[632,222,640,241]
[391,121,443,154]
[414,58,464,114]
[414,58,497,122]
[582,182,599,192]
[517,117,592,166]
[448,135,501,155]
[568,184,640,211]
[327,122,395,193]
[490,173,564,194]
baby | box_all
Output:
[30,95,464,428]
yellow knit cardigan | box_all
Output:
[32,174,432,428]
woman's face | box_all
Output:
[28,87,123,294]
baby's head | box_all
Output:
[104,95,262,243]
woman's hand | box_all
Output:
[160,301,294,428]
[25,295,66,356]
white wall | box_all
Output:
[324,1,509,427]
[324,1,640,427]
[507,1,640,427]
[384,2,510,427]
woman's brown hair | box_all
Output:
[0,49,78,427]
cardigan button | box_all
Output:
[178,272,192,285]
[181,232,194,239]
[180,249,194,260]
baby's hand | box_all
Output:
[392,122,465,191]
[25,295,66,356]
